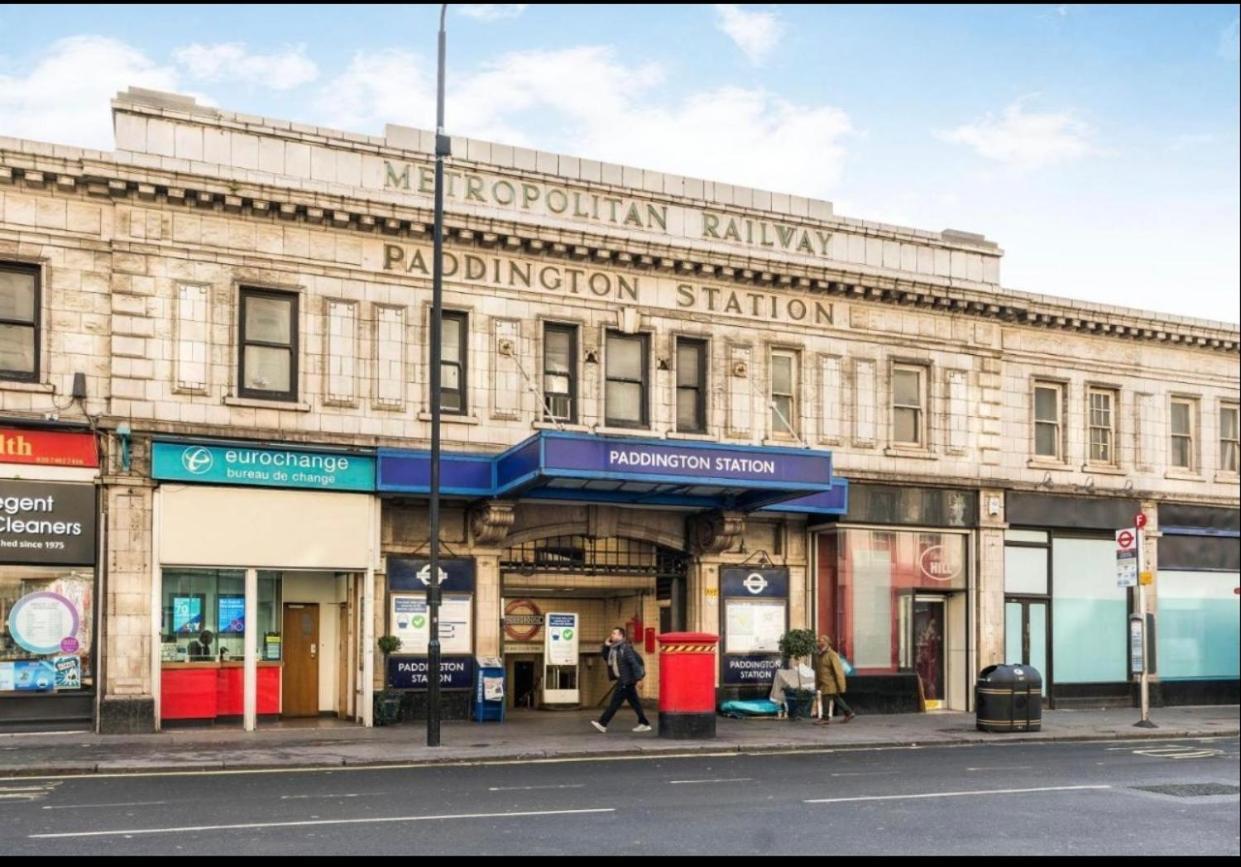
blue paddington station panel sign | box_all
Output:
[379,432,847,515]
[151,442,375,492]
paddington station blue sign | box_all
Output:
[152,432,847,515]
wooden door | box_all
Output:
[282,603,319,717]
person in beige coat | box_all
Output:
[813,635,855,725]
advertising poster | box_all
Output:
[173,595,204,634]
[54,656,81,689]
[218,595,245,634]
[12,660,57,691]
[545,613,579,666]
[7,591,80,655]
[265,633,282,660]
[0,662,14,692]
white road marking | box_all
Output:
[965,766,1034,772]
[42,801,169,810]
[28,807,617,839]
[487,784,586,791]
[668,778,752,785]
[280,793,383,800]
[805,785,1111,804]
[0,782,60,802]
[830,771,900,777]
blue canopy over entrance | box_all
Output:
[378,431,847,516]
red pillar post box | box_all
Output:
[657,632,719,739]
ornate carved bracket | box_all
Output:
[470,500,516,547]
[691,510,745,554]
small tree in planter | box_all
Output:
[375,635,403,726]
[777,628,819,720]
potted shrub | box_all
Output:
[374,634,403,726]
[777,628,819,720]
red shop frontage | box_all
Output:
[813,484,976,713]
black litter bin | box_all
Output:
[976,664,1042,732]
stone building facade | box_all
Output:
[0,87,1236,733]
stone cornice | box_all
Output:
[2,152,1238,352]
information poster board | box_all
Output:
[390,593,472,655]
[172,595,204,634]
[218,595,245,634]
[724,598,786,654]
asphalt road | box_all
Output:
[1,736,1237,855]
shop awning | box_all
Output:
[378,431,848,516]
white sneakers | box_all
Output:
[592,720,652,733]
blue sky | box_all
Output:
[2,4,1238,322]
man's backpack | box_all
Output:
[628,646,646,681]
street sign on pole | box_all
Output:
[1116,527,1138,588]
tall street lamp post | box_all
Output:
[428,2,449,748]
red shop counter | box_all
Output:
[161,662,282,720]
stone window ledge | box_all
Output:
[667,431,716,442]
[417,411,481,425]
[884,446,938,461]
[1164,469,1204,482]
[533,421,590,433]
[593,425,654,437]
[1081,464,1125,476]
[1214,471,1239,484]
[1027,458,1071,471]
[1,380,55,394]
[224,395,311,412]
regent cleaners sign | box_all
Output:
[0,481,96,565]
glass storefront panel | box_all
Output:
[1156,570,1240,680]
[161,569,245,661]
[0,565,94,695]
[826,529,968,673]
[1005,546,1048,595]
[1004,602,1023,663]
[1051,537,1126,684]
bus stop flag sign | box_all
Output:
[1116,528,1138,588]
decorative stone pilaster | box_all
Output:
[690,510,746,555]
[469,500,516,547]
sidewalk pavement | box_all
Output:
[1,705,1236,777]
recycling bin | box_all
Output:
[473,656,505,722]
[657,632,718,739]
[976,664,1042,732]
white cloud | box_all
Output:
[316,45,853,199]
[936,100,1097,170]
[1221,17,1240,62]
[173,43,318,90]
[459,5,529,22]
[0,35,181,150]
[713,4,784,65]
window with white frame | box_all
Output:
[1220,403,1239,474]
[1086,387,1117,465]
[1169,397,1197,471]
[1033,382,1063,460]
[892,364,927,447]
[770,349,799,436]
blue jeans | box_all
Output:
[600,682,649,726]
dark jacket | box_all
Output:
[602,640,645,685]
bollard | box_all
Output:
[657,632,719,739]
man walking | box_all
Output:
[592,627,652,733]
[814,634,856,725]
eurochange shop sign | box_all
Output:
[152,442,374,492]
